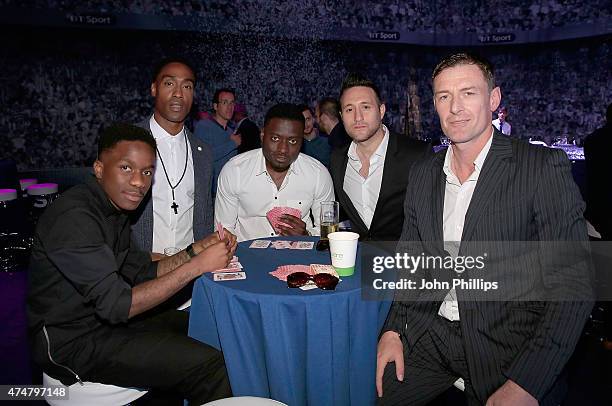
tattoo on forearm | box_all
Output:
[157,250,190,276]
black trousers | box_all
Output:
[378,317,479,406]
[48,309,231,405]
[378,316,567,406]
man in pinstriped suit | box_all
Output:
[376,53,593,405]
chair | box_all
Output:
[202,397,288,406]
[42,372,148,406]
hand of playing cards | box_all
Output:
[212,256,246,281]
[266,207,302,234]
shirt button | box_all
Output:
[275,197,278,200]
[271,232,274,236]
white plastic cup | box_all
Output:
[328,231,359,276]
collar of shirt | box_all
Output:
[85,176,124,218]
[150,115,184,141]
[212,115,230,131]
[346,124,390,170]
[254,148,300,178]
[443,128,494,185]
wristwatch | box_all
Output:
[185,243,197,259]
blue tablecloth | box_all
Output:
[188,236,391,406]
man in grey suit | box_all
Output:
[131,57,214,257]
[376,53,592,405]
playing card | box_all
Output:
[299,282,318,291]
[230,256,239,262]
[291,241,314,250]
[310,264,339,278]
[211,261,243,272]
[271,240,292,249]
[216,221,225,240]
[213,271,246,281]
[249,240,271,249]
[266,206,302,233]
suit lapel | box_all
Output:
[335,145,369,233]
[141,118,154,249]
[370,133,398,228]
[187,130,202,199]
[431,153,446,243]
[461,133,513,242]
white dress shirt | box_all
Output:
[343,125,390,229]
[492,118,511,136]
[438,130,493,321]
[215,149,335,242]
[149,116,195,253]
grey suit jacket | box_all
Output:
[130,118,214,251]
[384,132,593,402]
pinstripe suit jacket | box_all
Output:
[130,118,214,251]
[384,132,593,402]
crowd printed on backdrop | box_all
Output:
[371,253,487,274]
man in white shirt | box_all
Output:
[215,103,334,242]
[492,105,511,135]
[131,57,215,259]
[329,73,430,241]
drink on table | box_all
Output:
[318,201,339,251]
[320,222,339,239]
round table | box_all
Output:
[188,236,390,406]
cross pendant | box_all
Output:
[171,201,179,214]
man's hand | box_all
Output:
[221,228,238,256]
[194,229,237,257]
[376,331,405,398]
[486,380,538,406]
[194,233,220,252]
[278,214,308,236]
[190,240,232,274]
[230,132,242,147]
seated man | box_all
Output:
[215,103,334,241]
[27,123,236,405]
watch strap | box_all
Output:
[186,243,197,259]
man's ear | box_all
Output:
[379,103,386,120]
[260,129,265,142]
[93,159,104,180]
[150,82,157,98]
[490,86,501,112]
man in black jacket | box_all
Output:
[376,53,592,406]
[27,123,235,405]
[329,73,430,241]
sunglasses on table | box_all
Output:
[287,272,339,290]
